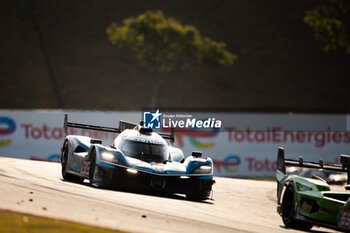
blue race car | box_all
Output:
[60,114,215,200]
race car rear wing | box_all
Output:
[276,147,350,206]
[158,128,175,144]
[63,114,175,143]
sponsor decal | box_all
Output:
[143,109,162,129]
[148,109,222,148]
[22,124,63,140]
[30,156,47,161]
[144,109,222,129]
[189,136,215,149]
[21,124,115,141]
[162,127,219,148]
[338,206,350,229]
[71,158,81,172]
[163,118,221,128]
[48,154,60,162]
[226,127,350,148]
[0,117,16,147]
[187,128,219,149]
[81,160,90,176]
[245,157,276,172]
[213,155,241,173]
[214,155,277,174]
[30,154,60,162]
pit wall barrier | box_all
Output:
[1,109,349,178]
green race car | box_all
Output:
[276,147,350,231]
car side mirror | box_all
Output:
[90,139,102,144]
[341,154,350,189]
[169,146,185,162]
[192,151,202,158]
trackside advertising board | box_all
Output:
[1,109,350,178]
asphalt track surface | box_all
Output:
[0,157,339,233]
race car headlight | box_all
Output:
[126,168,138,174]
[296,182,313,191]
[101,151,118,164]
[192,165,212,174]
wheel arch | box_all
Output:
[60,138,69,163]
[87,144,105,162]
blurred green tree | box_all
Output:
[106,10,237,106]
[304,0,350,54]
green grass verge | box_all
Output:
[0,209,125,233]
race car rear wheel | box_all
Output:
[281,182,313,230]
[61,141,84,183]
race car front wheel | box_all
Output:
[281,182,313,230]
[186,179,214,201]
[61,141,84,183]
[89,150,109,188]
[186,194,207,201]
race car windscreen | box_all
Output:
[120,139,169,163]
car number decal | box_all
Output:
[338,206,350,229]
[81,160,90,176]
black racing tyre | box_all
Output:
[281,182,313,230]
[61,141,84,183]
[185,179,212,201]
[89,150,108,188]
[186,194,207,201]
[89,150,97,185]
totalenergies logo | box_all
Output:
[30,154,60,162]
[163,127,219,149]
[213,155,241,173]
[0,117,16,147]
